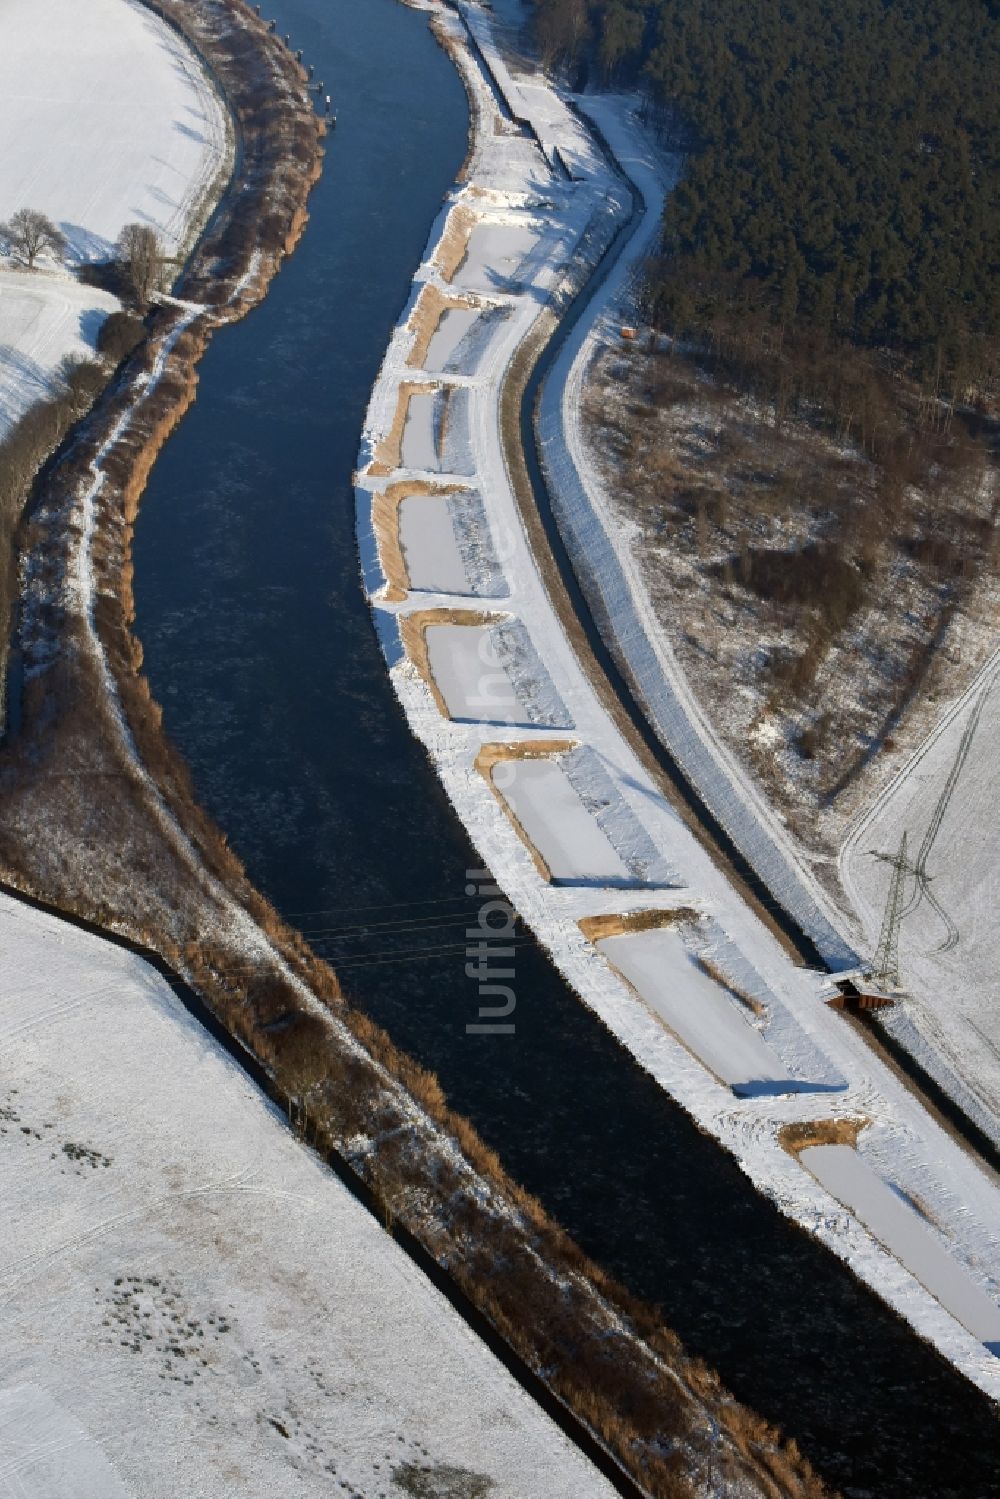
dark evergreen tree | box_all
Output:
[531,0,1000,386]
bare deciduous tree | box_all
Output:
[116,222,165,308]
[0,208,67,268]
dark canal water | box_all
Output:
[131,0,1000,1491]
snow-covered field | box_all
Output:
[0,0,228,435]
[0,1386,131,1499]
[0,891,613,1498]
[357,0,1000,1397]
[0,270,119,435]
[841,650,1000,1132]
[0,0,226,264]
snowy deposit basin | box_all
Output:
[597,927,831,1097]
[801,1146,1000,1354]
[399,495,470,594]
[424,306,481,372]
[401,388,440,471]
[424,622,567,728]
[425,622,531,725]
[495,758,635,885]
[453,220,540,293]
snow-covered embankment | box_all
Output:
[356,0,1000,1398]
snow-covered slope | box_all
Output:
[0,0,228,435]
[0,891,613,1498]
[0,269,119,435]
[0,0,226,264]
[535,95,858,972]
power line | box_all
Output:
[218,934,533,978]
[281,891,502,920]
[332,937,534,971]
[300,908,519,942]
[896,681,989,954]
[300,909,481,937]
[870,832,916,988]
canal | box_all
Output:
[131,0,1000,1491]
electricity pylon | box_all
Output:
[870,831,918,988]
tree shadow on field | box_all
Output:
[175,119,207,146]
[57,222,114,266]
[78,307,109,348]
[0,344,48,402]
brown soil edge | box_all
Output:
[498,307,810,971]
[372,479,470,601]
[779,1119,869,1159]
[399,605,509,720]
[429,10,478,185]
[697,956,769,1018]
[578,907,701,941]
[406,283,480,369]
[0,5,833,1496]
[475,737,576,881]
[434,200,477,283]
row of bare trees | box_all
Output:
[1,209,165,308]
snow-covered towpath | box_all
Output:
[357,0,1000,1397]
